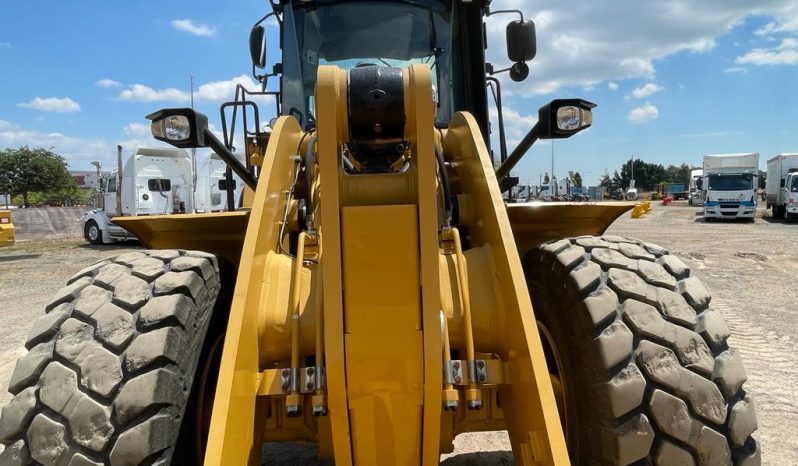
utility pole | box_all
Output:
[189,75,197,213]
[90,161,102,209]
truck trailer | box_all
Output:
[765,153,798,222]
[703,153,759,221]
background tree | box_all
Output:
[543,172,550,184]
[0,146,75,206]
[573,171,583,188]
[599,174,615,188]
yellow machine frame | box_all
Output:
[116,66,635,465]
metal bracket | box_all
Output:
[445,360,466,385]
[444,359,505,386]
[259,367,327,396]
[301,366,326,393]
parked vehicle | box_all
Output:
[703,153,759,221]
[765,153,798,222]
[666,182,687,200]
[688,168,704,206]
[81,146,194,244]
[195,153,244,212]
[0,210,14,247]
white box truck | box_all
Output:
[765,153,798,222]
[81,147,194,244]
[703,153,759,221]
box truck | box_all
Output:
[703,153,759,221]
[765,153,798,222]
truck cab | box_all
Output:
[703,153,759,221]
[783,171,798,222]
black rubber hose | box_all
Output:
[435,144,453,225]
[304,136,317,229]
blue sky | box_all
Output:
[1,1,797,187]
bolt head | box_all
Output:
[467,399,483,410]
[452,361,460,369]
[479,375,487,383]
[477,360,485,369]
[286,405,301,417]
[307,382,315,390]
[307,367,315,376]
[454,376,462,384]
[281,369,291,378]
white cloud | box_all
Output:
[119,84,188,102]
[485,0,798,95]
[171,19,216,37]
[607,81,619,91]
[0,124,109,162]
[491,106,538,148]
[17,97,81,113]
[631,83,664,98]
[755,22,779,36]
[736,38,798,65]
[124,122,151,137]
[629,102,659,124]
[724,66,748,73]
[0,42,10,48]
[95,78,122,89]
[118,75,263,103]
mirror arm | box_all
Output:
[202,128,258,191]
[486,9,524,22]
[495,122,542,184]
[486,77,508,163]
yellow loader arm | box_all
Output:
[200,65,568,465]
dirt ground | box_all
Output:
[0,204,796,464]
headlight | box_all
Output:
[146,108,209,148]
[556,106,592,131]
[151,116,191,141]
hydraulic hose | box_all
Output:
[435,144,453,226]
[304,137,317,229]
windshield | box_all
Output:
[282,0,453,128]
[707,175,753,191]
[791,176,798,192]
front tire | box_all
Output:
[84,220,104,245]
[0,250,224,465]
[525,235,760,465]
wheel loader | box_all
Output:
[0,1,760,465]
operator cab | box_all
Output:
[252,0,538,161]
[148,0,594,193]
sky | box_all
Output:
[1,1,797,187]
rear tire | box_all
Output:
[0,250,224,465]
[84,220,104,245]
[525,235,760,465]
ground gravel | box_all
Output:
[0,204,794,464]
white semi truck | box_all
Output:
[82,147,195,244]
[195,153,244,213]
[765,153,798,222]
[703,153,759,221]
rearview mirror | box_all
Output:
[506,20,536,63]
[249,25,267,69]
